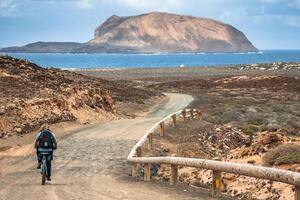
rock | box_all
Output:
[256,146,267,154]
[208,135,217,143]
[247,160,256,164]
[215,127,222,132]
[0,107,5,115]
[14,128,22,134]
[212,157,221,160]
[241,148,250,157]
[295,167,300,173]
[261,134,280,145]
[247,107,257,113]
[6,103,17,110]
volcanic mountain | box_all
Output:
[1,12,257,53]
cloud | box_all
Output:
[288,0,300,9]
[288,16,300,27]
[77,0,92,9]
[0,0,94,16]
[115,0,184,12]
[0,0,19,16]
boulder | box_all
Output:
[261,134,280,145]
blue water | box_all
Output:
[2,50,300,69]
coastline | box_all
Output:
[2,50,300,69]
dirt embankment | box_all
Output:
[147,74,300,200]
[0,56,159,139]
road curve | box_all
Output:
[0,93,228,200]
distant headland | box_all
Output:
[0,12,257,53]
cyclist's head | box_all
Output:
[41,123,50,131]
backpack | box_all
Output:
[38,130,54,148]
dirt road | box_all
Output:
[0,93,229,200]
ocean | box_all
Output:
[2,50,300,69]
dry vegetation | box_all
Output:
[146,74,300,200]
[263,144,300,166]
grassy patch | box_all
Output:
[204,114,231,124]
[262,144,300,166]
[132,96,145,104]
[246,116,267,126]
[239,125,259,136]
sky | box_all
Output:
[0,0,300,49]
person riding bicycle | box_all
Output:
[34,124,57,181]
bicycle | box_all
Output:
[40,152,50,185]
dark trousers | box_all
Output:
[37,150,53,177]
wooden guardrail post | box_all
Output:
[159,122,165,137]
[295,186,300,200]
[212,170,222,197]
[197,109,203,120]
[136,146,142,157]
[144,164,151,181]
[131,147,142,177]
[170,164,178,185]
[147,133,153,150]
[190,109,194,119]
[131,164,138,177]
[172,114,177,127]
[182,110,186,121]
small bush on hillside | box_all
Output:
[262,144,300,166]
[239,125,259,136]
[247,117,267,126]
[204,115,229,124]
[286,119,300,129]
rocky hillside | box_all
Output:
[87,12,257,53]
[0,12,257,53]
[0,56,156,138]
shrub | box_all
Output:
[286,119,300,129]
[262,144,300,166]
[239,125,259,136]
[247,117,267,126]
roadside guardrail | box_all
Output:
[127,109,300,199]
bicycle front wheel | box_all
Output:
[41,160,47,185]
[42,170,46,185]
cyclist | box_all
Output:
[34,124,57,181]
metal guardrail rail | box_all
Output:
[127,109,300,199]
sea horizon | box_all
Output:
[2,49,300,69]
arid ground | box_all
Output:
[77,63,300,200]
[1,57,300,200]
